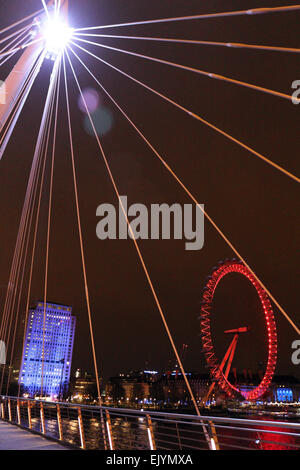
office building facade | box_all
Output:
[19,302,76,398]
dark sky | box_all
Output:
[0,0,299,381]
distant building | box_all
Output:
[269,376,300,403]
[19,302,76,399]
[105,371,159,405]
[70,369,97,402]
[157,372,211,404]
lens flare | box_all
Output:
[43,19,73,54]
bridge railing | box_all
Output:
[1,396,300,450]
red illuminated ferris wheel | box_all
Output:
[200,260,277,401]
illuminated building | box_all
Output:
[105,371,159,405]
[70,370,97,402]
[19,302,76,398]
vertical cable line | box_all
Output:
[0,57,55,394]
[40,57,61,397]
[10,101,56,396]
[17,67,57,397]
[65,49,213,449]
[0,54,46,344]
[71,41,299,184]
[0,54,45,332]
[62,53,108,449]
[0,56,55,394]
[67,45,300,337]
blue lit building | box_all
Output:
[20,302,76,398]
[275,387,294,403]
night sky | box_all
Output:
[0,0,299,381]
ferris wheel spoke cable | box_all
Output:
[62,53,108,450]
[73,37,299,105]
[71,41,300,185]
[74,5,300,32]
[65,49,213,444]
[67,45,300,337]
[73,32,300,55]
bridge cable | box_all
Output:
[71,41,299,185]
[72,37,299,105]
[62,53,108,449]
[74,5,300,32]
[73,32,300,55]
[67,44,300,337]
[64,49,213,450]
[41,58,61,397]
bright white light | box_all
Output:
[43,19,73,54]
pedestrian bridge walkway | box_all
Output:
[0,420,67,450]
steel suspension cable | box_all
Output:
[67,45,300,337]
[0,25,33,46]
[0,31,32,68]
[65,49,213,444]
[73,37,299,104]
[71,41,300,184]
[74,5,300,32]
[0,106,38,344]
[0,9,43,38]
[0,27,31,55]
[73,32,300,55]
[17,66,58,397]
[41,58,61,397]
[41,0,50,20]
[0,54,46,342]
[0,38,44,60]
[0,63,55,394]
[62,53,108,450]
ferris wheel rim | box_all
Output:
[200,260,278,401]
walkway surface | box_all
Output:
[0,420,68,450]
